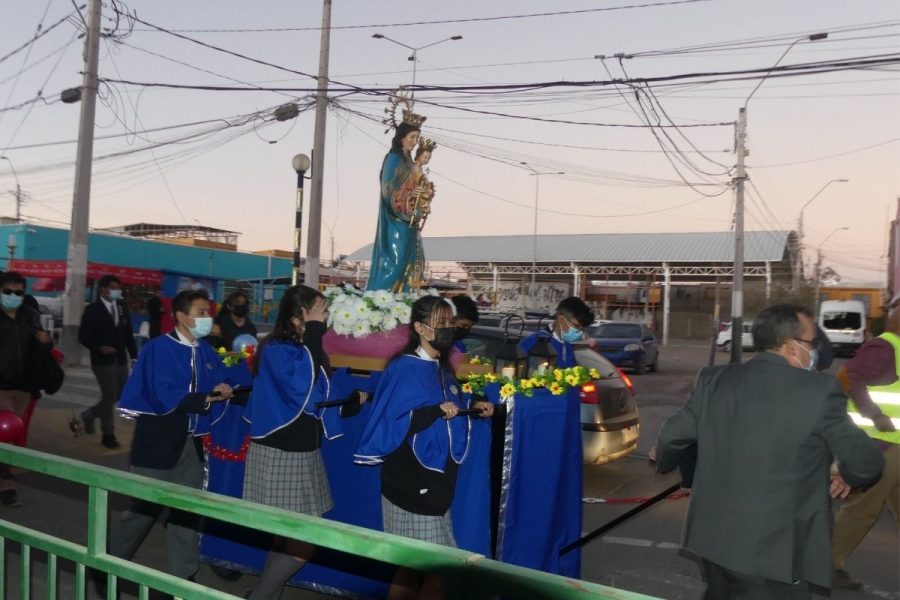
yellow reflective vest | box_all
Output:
[847,331,900,444]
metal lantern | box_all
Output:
[526,315,558,376]
[494,316,529,380]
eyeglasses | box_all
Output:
[794,337,817,347]
[1,289,24,296]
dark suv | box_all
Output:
[459,325,640,465]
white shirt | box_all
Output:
[101,296,118,326]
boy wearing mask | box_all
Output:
[520,297,594,368]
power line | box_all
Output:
[129,0,710,33]
[747,136,900,167]
[0,7,80,67]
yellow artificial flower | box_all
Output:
[470,356,481,365]
[461,383,473,394]
[500,383,517,399]
[485,373,498,383]
[529,377,543,388]
[553,369,564,382]
[217,347,227,355]
[589,368,601,380]
[549,382,564,395]
[565,373,580,386]
[519,378,533,389]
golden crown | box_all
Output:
[417,138,437,152]
[402,109,427,128]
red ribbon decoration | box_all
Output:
[201,434,251,462]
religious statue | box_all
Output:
[366,95,435,292]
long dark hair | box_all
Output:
[391,295,454,372]
[217,289,250,323]
[251,285,324,376]
[390,122,420,155]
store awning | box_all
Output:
[8,260,163,287]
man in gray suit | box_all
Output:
[656,304,883,598]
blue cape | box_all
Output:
[119,332,243,434]
[244,341,341,440]
[355,354,469,472]
[519,330,577,368]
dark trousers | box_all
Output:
[108,439,203,578]
[703,560,811,600]
[88,362,129,435]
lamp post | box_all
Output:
[7,233,16,269]
[730,31,828,365]
[521,162,564,304]
[292,153,311,286]
[814,227,849,320]
[795,178,849,290]
[371,33,463,103]
[0,156,23,223]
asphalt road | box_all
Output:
[2,342,897,599]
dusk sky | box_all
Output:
[1,0,898,283]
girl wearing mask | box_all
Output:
[243,285,358,600]
[209,290,257,351]
[355,295,493,600]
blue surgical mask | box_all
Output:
[190,317,213,339]
[792,341,817,372]
[108,289,123,301]
[1,293,23,311]
[561,327,584,343]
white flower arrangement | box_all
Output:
[324,284,438,338]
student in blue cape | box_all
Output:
[519,297,595,368]
[243,285,364,600]
[450,294,479,354]
[101,289,244,596]
[355,295,493,600]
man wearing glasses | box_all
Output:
[656,304,883,598]
[0,271,51,507]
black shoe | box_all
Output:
[101,434,121,450]
[833,569,863,590]
[81,409,95,435]
[0,490,22,507]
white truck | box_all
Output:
[819,300,867,355]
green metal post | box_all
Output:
[20,543,30,600]
[87,486,107,556]
[47,553,57,600]
[74,562,85,600]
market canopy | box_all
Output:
[7,259,163,287]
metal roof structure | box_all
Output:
[348,231,790,264]
[348,231,796,284]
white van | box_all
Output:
[819,300,866,354]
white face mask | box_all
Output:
[108,289,123,301]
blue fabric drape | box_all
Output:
[366,151,419,291]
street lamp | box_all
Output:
[814,226,849,319]
[794,178,849,290]
[521,162,564,305]
[0,156,23,223]
[292,153,312,286]
[729,31,828,365]
[371,33,463,103]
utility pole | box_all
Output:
[814,249,823,321]
[304,0,332,289]
[730,107,747,365]
[0,156,23,222]
[61,0,101,366]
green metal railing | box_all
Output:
[0,445,658,600]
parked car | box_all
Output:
[716,321,754,353]
[459,325,640,465]
[587,321,659,375]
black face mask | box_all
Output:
[231,305,249,318]
[453,326,470,342]
[429,327,456,351]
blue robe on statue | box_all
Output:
[366,150,420,292]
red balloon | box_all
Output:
[0,411,25,445]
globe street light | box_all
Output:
[292,153,312,286]
[521,162,564,304]
[814,226,849,319]
[371,33,463,103]
[794,178,849,290]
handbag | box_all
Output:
[28,344,65,395]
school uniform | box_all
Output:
[355,348,470,546]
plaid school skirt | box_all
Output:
[381,496,456,547]
[243,442,333,517]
